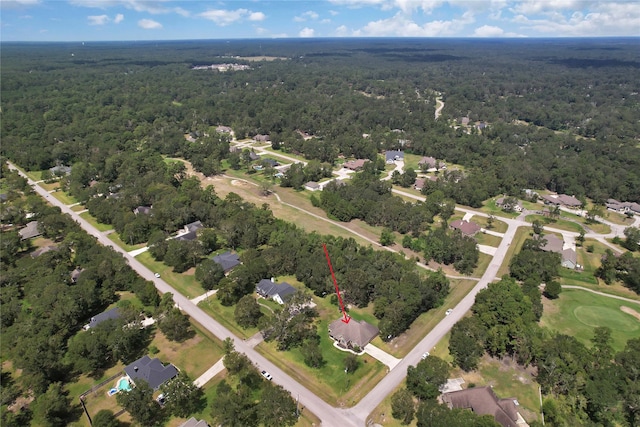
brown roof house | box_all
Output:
[539,234,579,270]
[343,159,368,171]
[304,181,321,192]
[450,219,482,237]
[442,387,529,427]
[19,220,41,240]
[541,194,582,208]
[418,156,446,171]
[253,134,271,142]
[328,318,379,352]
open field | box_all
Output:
[79,211,113,232]
[526,214,585,234]
[540,289,640,352]
[198,296,263,340]
[496,226,530,278]
[474,232,502,247]
[50,188,79,205]
[107,231,147,252]
[135,251,205,298]
[480,198,520,219]
[472,214,508,233]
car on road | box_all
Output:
[261,370,273,381]
[445,308,453,316]
[154,272,160,278]
[422,352,430,360]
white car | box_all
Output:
[154,272,161,278]
[445,308,453,316]
[422,352,430,360]
[261,370,273,381]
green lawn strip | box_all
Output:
[260,147,308,163]
[604,211,636,226]
[256,325,387,407]
[372,279,478,358]
[107,231,147,252]
[472,252,492,277]
[79,212,113,232]
[558,211,611,234]
[559,268,598,286]
[496,226,531,278]
[40,181,60,192]
[367,379,418,427]
[474,232,502,247]
[135,251,205,298]
[525,214,585,234]
[257,297,281,313]
[472,214,508,233]
[480,199,520,219]
[402,153,425,171]
[50,189,79,205]
[540,289,640,352]
[71,204,86,212]
[23,169,43,182]
[197,297,258,339]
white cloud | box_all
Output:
[199,8,264,26]
[321,18,331,24]
[334,24,349,36]
[113,13,123,23]
[510,0,583,15]
[88,14,109,25]
[138,18,161,29]
[294,10,319,22]
[355,10,474,36]
[1,0,41,9]
[249,11,265,21]
[329,10,339,16]
[473,24,504,36]
[174,7,189,17]
[69,0,186,16]
[299,27,315,37]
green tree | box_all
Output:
[158,308,193,342]
[391,389,415,425]
[380,228,395,246]
[91,410,120,427]
[623,226,640,252]
[116,380,162,427]
[160,371,204,418]
[449,317,486,371]
[210,381,258,427]
[301,339,324,368]
[406,356,449,400]
[234,295,263,329]
[195,258,225,290]
[344,353,360,374]
[257,382,298,427]
[543,281,562,299]
[31,382,73,427]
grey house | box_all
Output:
[84,307,120,330]
[212,251,241,273]
[256,279,296,305]
[124,355,179,390]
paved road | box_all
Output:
[8,163,361,427]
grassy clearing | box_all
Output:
[71,204,86,212]
[372,279,478,358]
[480,199,520,219]
[497,226,530,278]
[135,251,205,298]
[525,214,585,234]
[474,232,502,247]
[540,289,640,352]
[50,189,79,205]
[79,212,113,232]
[472,252,492,277]
[402,153,425,171]
[605,211,636,226]
[198,297,259,339]
[40,181,60,192]
[107,231,147,252]
[473,215,508,233]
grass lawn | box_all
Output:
[480,199,520,219]
[40,181,60,192]
[525,214,585,234]
[198,297,260,339]
[135,251,205,298]
[605,211,636,226]
[71,204,86,212]
[22,169,43,181]
[472,252,492,277]
[473,215,508,234]
[372,279,478,358]
[79,212,113,232]
[474,232,502,247]
[540,288,640,352]
[51,189,79,205]
[260,147,309,163]
[402,153,425,171]
[107,231,147,252]
[496,226,531,278]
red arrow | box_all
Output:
[322,243,350,324]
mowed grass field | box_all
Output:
[540,289,640,352]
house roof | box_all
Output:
[262,158,279,167]
[19,220,41,240]
[71,267,85,283]
[256,279,296,301]
[50,165,72,175]
[30,245,59,258]
[562,248,577,265]
[328,318,379,349]
[179,418,210,427]
[450,219,481,236]
[216,125,233,133]
[305,181,320,190]
[542,194,581,207]
[185,221,204,232]
[343,159,368,170]
[212,251,241,272]
[254,134,271,142]
[442,387,520,427]
[540,234,564,254]
[86,307,120,329]
[385,150,404,161]
[134,206,152,215]
[124,355,179,390]
[176,231,198,241]
[414,178,426,190]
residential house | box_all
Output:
[176,220,204,242]
[539,234,579,270]
[328,318,379,351]
[343,159,368,171]
[385,150,404,164]
[0,193,7,203]
[261,158,280,168]
[253,134,271,142]
[249,151,261,161]
[418,156,445,170]
[84,307,120,330]
[124,355,179,390]
[179,419,210,427]
[19,220,41,240]
[562,248,578,269]
[256,278,296,305]
[414,178,426,191]
[496,197,523,213]
[31,245,59,258]
[71,267,85,283]
[216,125,233,134]
[450,219,481,237]
[460,117,470,126]
[212,251,241,274]
[304,181,321,191]
[442,386,529,427]
[606,198,640,215]
[184,221,203,234]
[475,122,488,130]
[50,164,72,176]
[133,206,152,215]
[541,194,582,208]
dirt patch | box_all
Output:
[621,306,640,321]
[231,179,252,188]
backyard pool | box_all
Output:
[117,377,132,392]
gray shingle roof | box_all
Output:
[256,279,296,301]
[442,387,520,427]
[124,356,178,390]
[86,307,120,329]
[328,318,379,349]
[212,251,241,272]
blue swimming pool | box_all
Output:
[117,377,131,392]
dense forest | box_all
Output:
[1,38,639,204]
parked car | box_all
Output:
[154,272,161,278]
[422,352,430,360]
[445,308,453,316]
[261,370,273,381]
[156,393,166,406]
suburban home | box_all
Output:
[261,158,280,168]
[70,267,85,283]
[49,164,72,176]
[540,234,564,253]
[253,134,271,142]
[449,219,482,237]
[133,206,152,215]
[460,117,470,126]
[179,418,210,427]
[31,245,59,258]
[414,178,426,191]
[418,156,445,170]
[541,194,582,208]
[496,197,523,213]
[248,151,261,161]
[19,220,41,240]
[606,198,640,215]
[343,159,368,171]
[256,278,296,305]
[328,318,379,351]
[562,248,578,269]
[84,307,120,330]
[304,181,321,191]
[176,220,204,242]
[475,122,488,130]
[442,386,529,427]
[124,355,179,390]
[216,125,233,134]
[539,234,579,270]
[185,134,197,143]
[385,150,404,164]
[212,251,241,273]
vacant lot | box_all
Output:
[540,288,640,352]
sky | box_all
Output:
[1,0,639,41]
